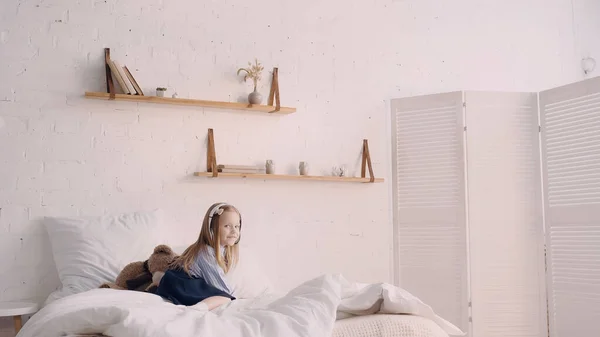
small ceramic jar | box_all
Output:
[299,161,309,175]
[266,160,274,174]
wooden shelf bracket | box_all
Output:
[105,48,116,100]
[267,67,281,113]
[206,128,218,177]
[361,139,376,183]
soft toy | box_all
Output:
[99,244,178,293]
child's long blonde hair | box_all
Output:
[171,202,241,274]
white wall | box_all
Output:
[573,0,600,80]
[0,0,588,334]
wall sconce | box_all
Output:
[582,57,596,75]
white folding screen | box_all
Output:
[391,92,470,335]
[539,76,600,337]
[391,79,600,337]
[464,92,547,337]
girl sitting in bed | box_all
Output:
[154,202,242,311]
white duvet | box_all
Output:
[17,274,464,337]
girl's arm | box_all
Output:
[194,247,232,294]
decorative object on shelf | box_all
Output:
[156,87,167,97]
[266,160,275,174]
[299,161,309,176]
[249,91,262,104]
[237,58,264,105]
[195,129,382,183]
[248,89,262,105]
[332,165,347,177]
[86,48,293,114]
[171,92,178,98]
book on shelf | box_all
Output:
[112,60,136,94]
[216,164,265,174]
[218,168,266,173]
[107,60,130,94]
[106,57,144,96]
[123,66,144,96]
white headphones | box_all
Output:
[209,203,228,219]
[208,203,228,240]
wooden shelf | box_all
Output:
[193,171,384,183]
[197,128,382,184]
[84,92,296,114]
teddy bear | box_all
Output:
[99,244,179,293]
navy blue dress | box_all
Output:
[154,268,236,306]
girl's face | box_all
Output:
[218,210,241,246]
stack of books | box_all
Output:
[107,58,144,95]
[217,165,265,174]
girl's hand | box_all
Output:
[152,271,165,286]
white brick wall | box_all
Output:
[0,0,590,334]
[573,0,600,79]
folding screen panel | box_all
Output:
[464,91,547,337]
[391,92,469,335]
[539,76,600,337]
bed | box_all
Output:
[26,316,453,337]
[19,210,464,337]
[58,315,451,337]
[18,278,462,337]
[30,317,451,337]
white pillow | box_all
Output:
[44,209,164,305]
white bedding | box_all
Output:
[18,274,464,337]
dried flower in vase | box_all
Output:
[237,58,265,104]
[237,59,264,91]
